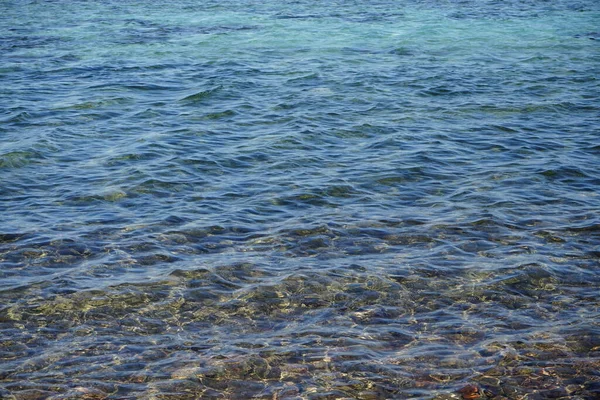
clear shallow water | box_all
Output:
[1,0,599,398]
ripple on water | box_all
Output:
[1,0,599,398]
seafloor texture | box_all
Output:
[1,0,599,399]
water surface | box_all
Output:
[1,0,599,398]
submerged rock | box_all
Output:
[458,384,481,399]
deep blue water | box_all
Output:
[1,0,599,398]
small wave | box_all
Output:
[539,166,591,181]
[179,86,222,104]
[0,150,45,168]
[574,31,600,40]
[201,109,237,120]
[123,83,180,91]
[389,46,415,56]
[274,13,321,20]
[1,111,32,124]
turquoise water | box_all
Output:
[1,0,599,398]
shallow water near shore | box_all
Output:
[1,0,599,398]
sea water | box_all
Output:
[1,0,599,398]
